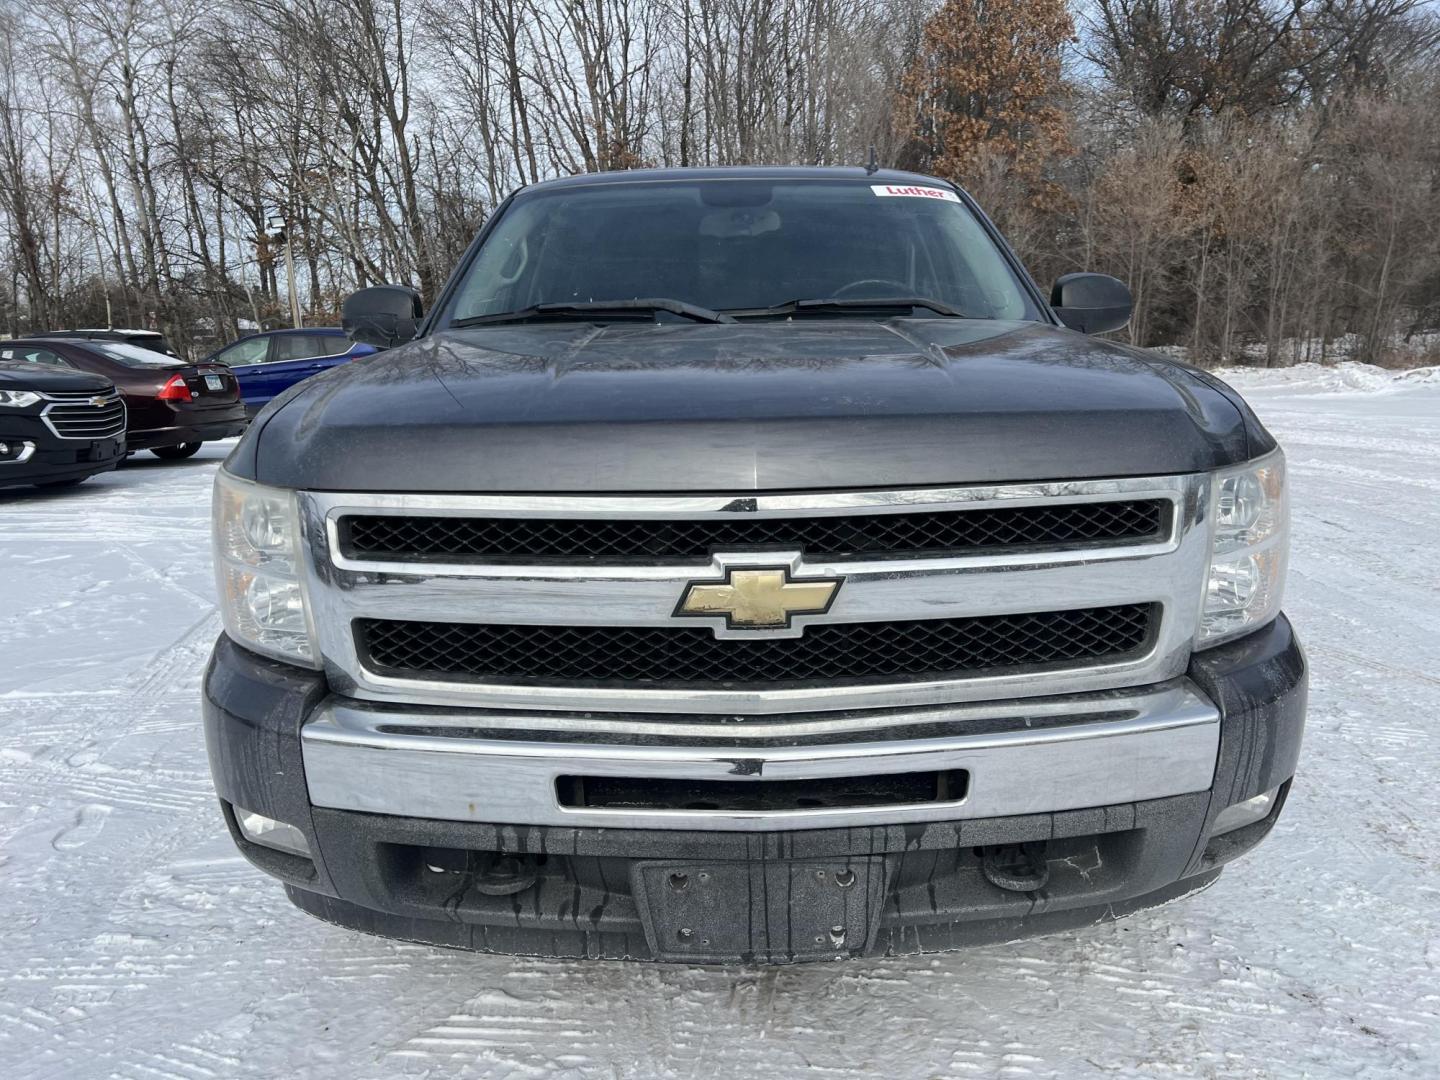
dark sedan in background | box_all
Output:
[206,328,376,415]
[1,339,246,459]
[40,327,178,357]
[0,358,125,489]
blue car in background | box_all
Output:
[207,328,376,415]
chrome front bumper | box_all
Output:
[301,681,1220,831]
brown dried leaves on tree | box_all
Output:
[895,0,1077,212]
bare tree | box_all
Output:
[0,0,1434,368]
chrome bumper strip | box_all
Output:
[301,683,1220,831]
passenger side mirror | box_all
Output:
[1050,273,1132,335]
[342,285,424,350]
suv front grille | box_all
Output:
[42,390,126,440]
[358,605,1155,687]
[340,499,1167,564]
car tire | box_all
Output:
[151,442,202,460]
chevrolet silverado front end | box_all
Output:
[203,168,1305,962]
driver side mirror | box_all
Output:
[1050,273,1132,335]
[342,285,424,350]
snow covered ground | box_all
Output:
[2,370,1438,1079]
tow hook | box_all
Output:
[980,842,1051,893]
[470,853,541,896]
[425,849,542,896]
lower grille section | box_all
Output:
[357,605,1155,687]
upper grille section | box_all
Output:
[41,390,126,440]
[358,605,1155,688]
[340,498,1168,564]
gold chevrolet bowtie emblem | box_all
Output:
[676,567,841,629]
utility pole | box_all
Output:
[267,212,303,328]
[82,184,116,329]
[91,224,114,330]
[284,238,301,329]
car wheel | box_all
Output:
[151,442,202,460]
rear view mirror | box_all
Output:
[342,285,424,350]
[1050,273,1132,335]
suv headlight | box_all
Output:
[1198,451,1288,648]
[0,389,42,408]
[213,470,319,667]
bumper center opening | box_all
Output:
[555,769,969,813]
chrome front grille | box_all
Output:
[299,475,1213,716]
[41,389,127,440]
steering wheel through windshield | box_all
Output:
[828,278,915,299]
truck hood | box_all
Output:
[0,360,112,393]
[240,319,1271,491]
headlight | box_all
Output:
[1198,451,1288,647]
[213,470,319,666]
[0,389,41,408]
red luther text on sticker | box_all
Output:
[870,184,960,202]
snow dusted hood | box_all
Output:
[232,319,1273,492]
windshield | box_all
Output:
[446,179,1041,323]
[82,341,185,368]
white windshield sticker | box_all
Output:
[870,183,960,202]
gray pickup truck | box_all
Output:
[203,167,1305,963]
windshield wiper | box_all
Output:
[728,296,968,319]
[454,298,735,327]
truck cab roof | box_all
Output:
[520,164,957,192]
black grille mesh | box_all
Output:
[341,500,1166,564]
[358,605,1154,687]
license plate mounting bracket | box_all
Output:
[631,856,888,963]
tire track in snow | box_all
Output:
[50,804,111,851]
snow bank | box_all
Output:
[1212,361,1440,394]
